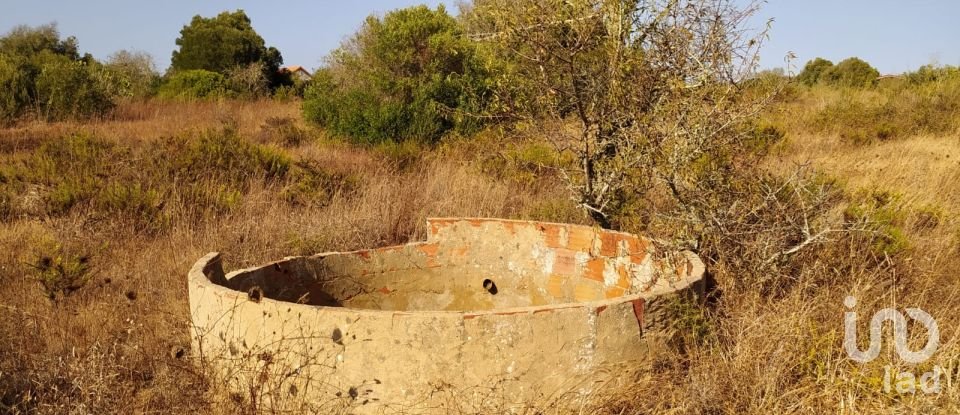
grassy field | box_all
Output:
[1,85,959,413]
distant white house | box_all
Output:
[281,65,312,82]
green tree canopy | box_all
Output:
[303,5,494,143]
[0,24,112,122]
[797,58,833,86]
[821,57,880,87]
[170,10,283,84]
[0,24,79,59]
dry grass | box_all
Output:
[2,89,959,414]
[0,99,301,153]
[0,99,578,413]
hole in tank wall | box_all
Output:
[483,279,498,295]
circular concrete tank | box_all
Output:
[188,218,704,413]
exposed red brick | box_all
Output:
[605,287,626,299]
[429,219,455,235]
[468,219,484,227]
[567,226,595,252]
[630,250,647,265]
[584,258,605,282]
[573,281,602,302]
[418,243,439,256]
[542,224,564,248]
[547,274,565,298]
[378,286,391,294]
[552,249,577,276]
[595,305,608,314]
[418,243,440,267]
[356,250,371,259]
[600,232,619,257]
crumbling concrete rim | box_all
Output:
[189,247,703,318]
[425,216,644,239]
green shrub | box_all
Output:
[157,69,226,100]
[844,190,910,257]
[32,245,92,300]
[0,55,32,122]
[797,57,880,88]
[97,182,166,229]
[272,79,307,101]
[797,58,834,86]
[11,134,116,214]
[812,99,897,144]
[746,122,787,152]
[0,24,115,123]
[280,160,351,206]
[33,52,114,120]
[101,50,159,99]
[821,57,880,88]
[905,64,960,85]
[168,128,291,181]
[27,133,115,185]
[303,5,495,144]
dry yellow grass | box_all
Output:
[0,99,300,153]
[780,133,960,215]
[0,99,580,413]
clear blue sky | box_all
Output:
[1,1,957,75]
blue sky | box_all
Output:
[1,1,957,75]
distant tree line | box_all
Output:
[0,10,305,124]
[2,3,956,139]
[796,57,879,87]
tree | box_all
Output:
[821,57,879,87]
[797,57,833,86]
[33,52,112,120]
[303,5,494,143]
[0,24,112,122]
[0,24,78,59]
[170,10,283,87]
[468,0,776,229]
[102,50,159,98]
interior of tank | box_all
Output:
[218,219,656,311]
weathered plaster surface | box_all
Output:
[188,218,704,413]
